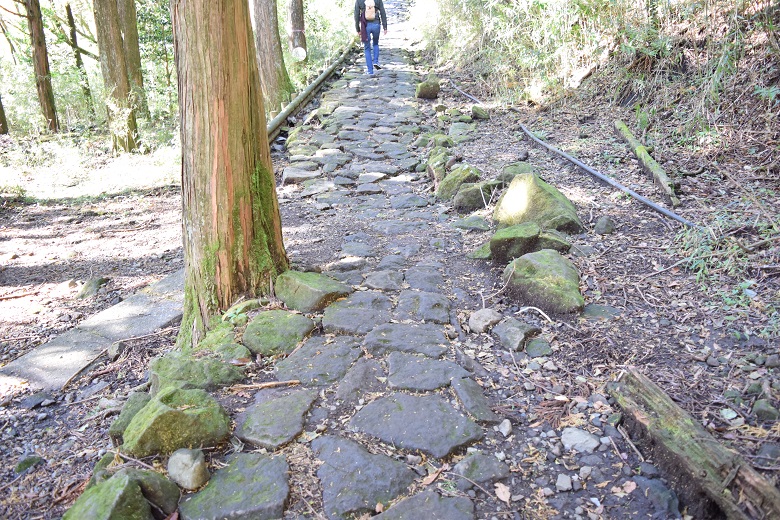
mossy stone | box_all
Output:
[88,452,118,489]
[431,133,455,148]
[494,174,583,233]
[498,162,535,183]
[537,230,572,253]
[122,387,231,458]
[416,77,440,99]
[453,181,502,213]
[112,469,180,516]
[489,222,542,264]
[503,249,584,314]
[436,164,481,201]
[525,337,553,358]
[213,342,252,362]
[471,106,490,120]
[275,270,352,312]
[195,322,235,353]
[467,242,492,260]
[109,392,151,446]
[149,351,244,394]
[242,309,315,356]
[753,399,780,421]
[63,473,152,520]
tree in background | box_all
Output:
[171,0,288,348]
[93,0,138,151]
[63,2,95,117]
[0,94,8,134]
[252,0,294,114]
[117,0,149,119]
[24,0,59,132]
[287,0,307,66]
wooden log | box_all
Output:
[614,119,680,207]
[607,368,780,520]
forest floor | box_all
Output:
[1,17,779,520]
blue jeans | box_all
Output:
[364,22,380,74]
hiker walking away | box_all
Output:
[355,0,387,76]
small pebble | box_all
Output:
[498,419,513,437]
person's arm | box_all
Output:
[354,1,361,33]
[378,0,388,32]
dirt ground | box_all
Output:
[0,66,778,517]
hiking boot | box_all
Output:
[373,63,382,70]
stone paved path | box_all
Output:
[181,3,676,518]
[62,2,684,519]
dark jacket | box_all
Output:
[354,0,387,32]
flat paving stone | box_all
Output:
[451,376,501,423]
[312,435,415,519]
[371,219,427,235]
[363,322,448,358]
[387,351,468,391]
[395,290,451,324]
[363,270,404,290]
[350,393,483,458]
[335,358,387,403]
[235,389,318,449]
[275,336,362,386]
[451,451,511,491]
[403,266,444,292]
[377,255,406,271]
[0,270,183,392]
[375,490,474,520]
[390,194,429,209]
[178,453,288,520]
[322,291,392,334]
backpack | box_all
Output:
[365,0,376,21]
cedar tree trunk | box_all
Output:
[171,0,289,348]
[25,0,59,132]
[117,0,150,119]
[0,94,8,134]
[252,0,294,113]
[93,0,138,151]
[66,3,95,117]
[287,0,307,65]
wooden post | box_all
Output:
[614,120,679,207]
[608,368,780,519]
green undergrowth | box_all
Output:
[675,200,779,340]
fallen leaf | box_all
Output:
[422,465,444,486]
[622,480,637,493]
[495,482,511,504]
[375,502,384,513]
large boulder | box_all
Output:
[493,174,583,232]
[122,387,231,458]
[242,309,315,356]
[274,270,352,312]
[489,222,541,264]
[498,161,534,184]
[502,249,584,314]
[149,351,244,395]
[436,164,481,201]
[108,392,151,446]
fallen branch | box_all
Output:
[228,380,301,392]
[0,290,38,301]
[607,368,780,520]
[614,120,680,207]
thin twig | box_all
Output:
[228,380,301,392]
[107,450,156,471]
[515,306,554,324]
[617,424,645,462]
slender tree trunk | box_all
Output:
[252,0,294,114]
[0,94,9,134]
[66,3,95,118]
[117,0,150,119]
[24,0,59,132]
[93,0,138,152]
[287,0,307,65]
[171,0,289,349]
